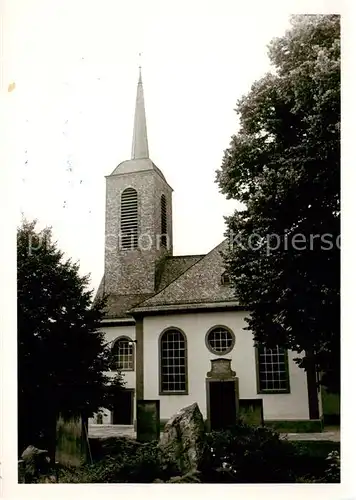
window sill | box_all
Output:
[159,391,189,396]
[110,368,135,372]
[257,389,291,395]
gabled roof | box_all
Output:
[103,293,154,319]
[131,240,238,313]
[155,254,205,292]
[96,241,238,319]
[95,254,205,319]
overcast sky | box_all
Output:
[5,1,327,293]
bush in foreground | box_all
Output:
[57,424,340,484]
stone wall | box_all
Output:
[104,165,173,296]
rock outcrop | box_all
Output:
[158,403,206,474]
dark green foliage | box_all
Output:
[17,220,124,455]
[323,450,340,482]
[58,439,179,483]
[216,15,340,391]
[287,441,340,482]
[58,428,340,483]
[201,424,297,483]
[88,437,142,463]
[166,471,201,483]
[200,424,340,483]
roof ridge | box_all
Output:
[168,254,206,259]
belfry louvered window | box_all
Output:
[120,188,138,250]
[161,194,167,247]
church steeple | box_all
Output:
[104,64,173,296]
[131,66,149,159]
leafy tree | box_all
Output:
[17,220,124,455]
[216,15,340,392]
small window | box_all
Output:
[206,326,235,355]
[120,188,138,250]
[256,345,290,393]
[161,194,167,248]
[221,272,231,286]
[160,329,187,394]
[112,337,134,371]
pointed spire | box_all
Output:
[131,65,149,159]
[138,65,142,84]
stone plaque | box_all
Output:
[207,358,236,379]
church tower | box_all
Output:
[103,68,173,298]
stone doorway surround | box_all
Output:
[205,358,239,432]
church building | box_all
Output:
[91,68,323,432]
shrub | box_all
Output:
[58,425,340,484]
[167,470,201,483]
[200,423,341,483]
[201,423,304,483]
[89,437,141,463]
[59,441,179,483]
[323,451,340,483]
[101,442,169,483]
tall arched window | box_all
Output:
[112,336,134,371]
[120,188,138,250]
[160,328,187,394]
[160,194,167,248]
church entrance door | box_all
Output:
[208,380,237,431]
[111,389,134,425]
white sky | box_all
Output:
[4,1,334,293]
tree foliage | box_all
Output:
[17,220,124,452]
[216,15,340,391]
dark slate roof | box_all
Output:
[95,254,205,319]
[110,158,169,186]
[96,241,237,319]
[155,254,205,292]
[132,240,237,312]
[103,293,154,319]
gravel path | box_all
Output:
[88,424,340,442]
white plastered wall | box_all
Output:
[89,324,136,424]
[143,311,310,421]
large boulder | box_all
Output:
[158,403,206,474]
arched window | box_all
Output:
[112,336,134,371]
[120,188,138,250]
[205,326,235,355]
[160,194,167,248]
[160,328,187,394]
